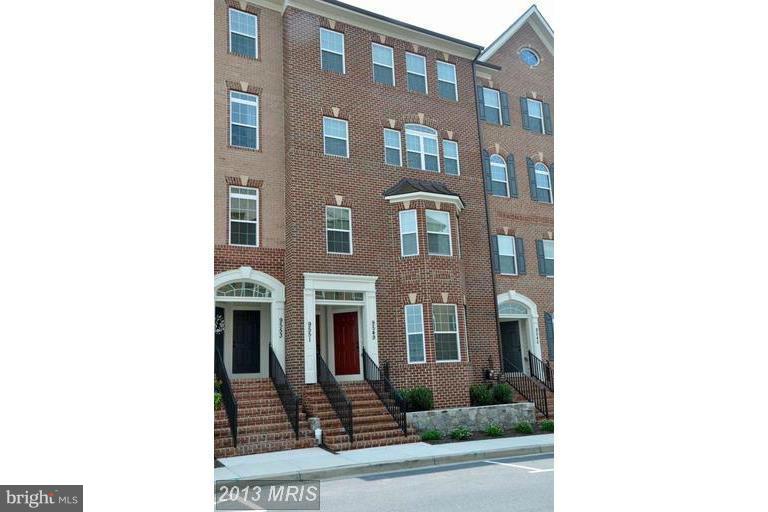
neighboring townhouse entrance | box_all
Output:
[333,311,360,375]
[500,320,523,372]
[497,290,544,375]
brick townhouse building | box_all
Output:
[214,0,553,457]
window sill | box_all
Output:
[407,360,427,365]
[323,153,350,159]
[327,251,353,256]
[435,359,462,364]
[320,68,347,77]
[229,243,260,248]
[228,144,261,152]
[228,50,260,62]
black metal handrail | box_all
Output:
[528,351,554,391]
[499,356,549,418]
[362,351,408,435]
[316,353,353,443]
[214,348,238,447]
[269,345,301,439]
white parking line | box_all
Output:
[483,460,554,473]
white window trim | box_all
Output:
[498,235,518,276]
[436,61,458,101]
[534,162,552,203]
[490,154,509,197]
[405,52,428,93]
[442,140,460,175]
[519,47,540,67]
[371,43,395,85]
[229,91,259,149]
[527,98,545,133]
[404,304,426,364]
[228,186,259,247]
[542,239,554,276]
[398,209,419,257]
[425,209,452,257]
[483,87,502,125]
[405,125,440,172]
[383,128,402,166]
[319,28,346,74]
[325,206,353,255]
[228,8,258,57]
[323,117,349,158]
[432,304,461,363]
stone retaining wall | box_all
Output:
[407,403,536,432]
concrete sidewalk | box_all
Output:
[214,434,554,482]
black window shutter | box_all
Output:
[506,154,518,198]
[542,102,553,135]
[519,96,530,131]
[544,313,554,360]
[476,86,486,121]
[500,91,511,126]
[515,237,526,275]
[490,235,500,273]
[526,157,537,201]
[536,239,546,276]
[482,149,491,193]
[549,163,554,201]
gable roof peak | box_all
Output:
[479,4,554,62]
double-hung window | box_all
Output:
[229,186,259,246]
[483,88,502,124]
[405,124,439,172]
[372,43,394,86]
[383,129,402,166]
[535,163,553,203]
[320,28,345,74]
[323,117,349,157]
[230,91,258,149]
[542,240,554,276]
[399,209,419,257]
[432,304,460,362]
[326,206,352,254]
[406,53,427,94]
[497,235,518,275]
[426,210,452,256]
[526,98,545,133]
[442,140,459,176]
[228,9,257,58]
[405,304,425,363]
[436,61,457,101]
[490,154,508,196]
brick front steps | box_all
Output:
[302,381,420,451]
[214,379,315,459]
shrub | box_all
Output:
[540,420,554,432]
[214,392,222,410]
[491,383,513,404]
[403,386,434,411]
[485,422,505,437]
[469,384,494,406]
[450,426,472,441]
[214,378,222,393]
[421,429,443,441]
[514,421,534,434]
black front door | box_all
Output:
[233,310,260,373]
[500,321,523,372]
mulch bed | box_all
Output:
[423,422,552,444]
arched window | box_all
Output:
[534,163,552,203]
[519,48,540,67]
[498,300,528,316]
[405,124,439,172]
[216,281,272,298]
[490,154,508,197]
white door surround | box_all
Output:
[497,290,542,373]
[303,273,378,384]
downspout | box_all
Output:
[471,56,505,377]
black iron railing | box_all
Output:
[528,351,554,391]
[499,356,549,418]
[269,345,301,439]
[316,353,353,443]
[362,351,408,435]
[214,348,238,446]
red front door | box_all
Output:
[333,311,360,375]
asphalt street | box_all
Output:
[317,453,554,512]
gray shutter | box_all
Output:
[549,163,554,201]
[527,157,537,201]
[490,235,500,273]
[476,86,486,121]
[500,91,511,126]
[519,96,530,131]
[544,313,554,360]
[515,237,526,275]
[482,150,491,193]
[506,153,518,197]
[536,240,546,276]
[542,102,553,135]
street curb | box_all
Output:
[216,443,554,482]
